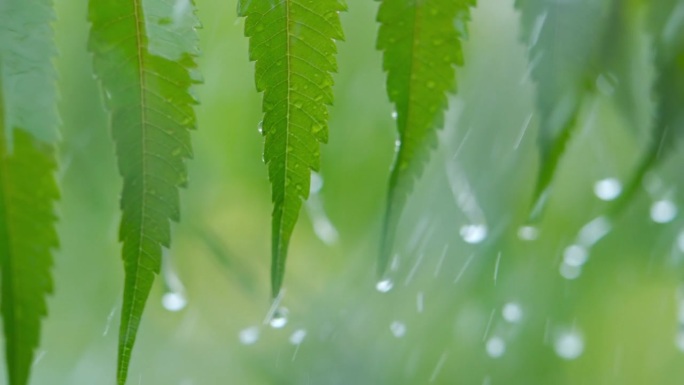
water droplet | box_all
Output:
[651,200,678,223]
[269,308,289,329]
[161,292,187,312]
[559,262,582,280]
[460,224,488,244]
[394,139,401,151]
[563,244,588,267]
[239,326,259,345]
[676,331,684,351]
[390,321,406,338]
[257,121,264,135]
[486,336,506,358]
[517,226,539,241]
[677,230,684,252]
[310,172,323,194]
[391,110,398,120]
[577,216,612,247]
[594,178,622,201]
[554,330,584,360]
[289,328,307,345]
[502,302,523,323]
[376,279,393,293]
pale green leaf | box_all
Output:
[376,0,474,276]
[0,119,59,385]
[0,0,60,144]
[614,1,684,214]
[515,0,612,219]
[87,0,200,383]
[238,0,345,298]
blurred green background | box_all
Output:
[3,0,684,384]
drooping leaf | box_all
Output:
[87,0,200,383]
[238,0,345,298]
[613,1,684,214]
[376,0,475,276]
[0,123,59,385]
[0,0,60,145]
[0,1,60,383]
[515,0,621,220]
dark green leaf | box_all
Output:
[376,0,474,276]
[238,0,346,298]
[87,0,200,383]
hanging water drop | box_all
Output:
[563,244,588,267]
[502,302,523,323]
[554,330,584,360]
[517,226,539,241]
[161,291,187,312]
[239,326,259,345]
[390,321,406,338]
[257,121,264,135]
[593,178,622,201]
[391,110,398,120]
[269,308,289,329]
[460,224,488,244]
[376,279,394,293]
[485,336,506,358]
[289,329,307,345]
[651,200,677,223]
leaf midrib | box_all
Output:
[119,0,149,377]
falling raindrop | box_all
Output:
[593,178,622,201]
[390,321,407,338]
[161,292,187,312]
[517,226,539,241]
[270,308,289,329]
[502,302,523,323]
[559,262,582,280]
[651,200,678,223]
[554,330,584,360]
[376,279,394,293]
[563,244,588,267]
[460,224,488,244]
[677,230,684,253]
[289,329,307,345]
[675,331,684,352]
[485,336,506,358]
[239,326,259,345]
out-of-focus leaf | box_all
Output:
[87,0,200,383]
[0,0,60,145]
[376,0,474,276]
[238,0,346,298]
[614,1,684,214]
[516,0,634,220]
[0,122,59,385]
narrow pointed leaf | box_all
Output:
[87,0,200,383]
[515,0,618,219]
[0,123,59,385]
[0,1,60,384]
[376,0,475,275]
[0,0,59,144]
[238,0,345,298]
[614,1,684,214]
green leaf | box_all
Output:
[87,0,200,383]
[515,0,612,220]
[238,0,345,298]
[614,1,684,214]
[376,0,474,276]
[0,123,59,385]
[0,0,60,144]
